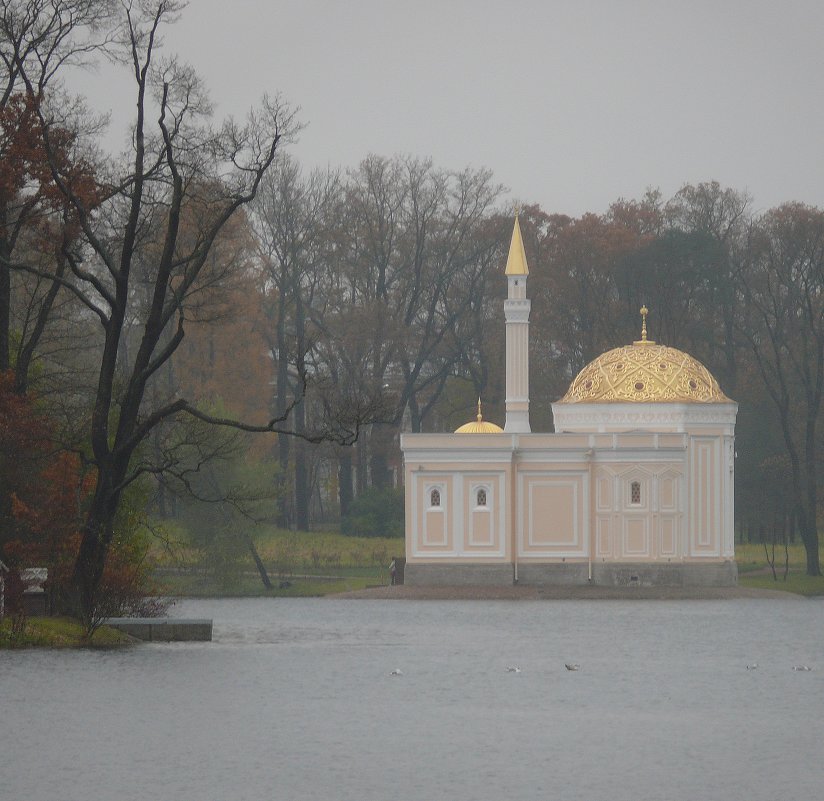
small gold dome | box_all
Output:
[455,399,504,433]
[559,342,730,404]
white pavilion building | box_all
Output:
[400,217,738,587]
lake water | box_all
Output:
[2,596,824,801]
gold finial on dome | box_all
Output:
[634,305,655,346]
[455,398,504,433]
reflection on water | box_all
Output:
[2,597,823,801]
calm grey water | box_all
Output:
[2,597,824,801]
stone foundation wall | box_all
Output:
[405,561,738,588]
[404,563,514,586]
[592,561,738,587]
[515,563,590,585]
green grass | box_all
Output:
[735,541,818,573]
[738,572,824,596]
[147,521,402,570]
[154,571,380,598]
[735,541,824,596]
[144,520,402,597]
[0,616,134,648]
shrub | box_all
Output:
[340,487,404,538]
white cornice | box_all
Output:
[402,431,691,465]
[552,401,737,433]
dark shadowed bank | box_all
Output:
[333,584,799,600]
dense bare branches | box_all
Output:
[738,204,824,575]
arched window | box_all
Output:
[630,480,641,505]
[476,488,487,507]
[430,488,441,508]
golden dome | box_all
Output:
[559,309,731,404]
[455,399,504,433]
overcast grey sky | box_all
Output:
[84,0,824,216]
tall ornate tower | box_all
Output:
[504,215,531,433]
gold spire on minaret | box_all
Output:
[633,305,655,345]
[504,212,529,276]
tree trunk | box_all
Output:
[294,448,309,529]
[294,396,309,531]
[274,290,291,528]
[369,424,391,489]
[292,284,310,531]
[356,434,367,495]
[73,503,116,623]
[803,528,821,575]
[408,393,422,433]
[803,415,821,576]
[244,533,273,590]
[0,235,10,372]
[338,449,353,517]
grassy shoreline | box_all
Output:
[0,616,136,648]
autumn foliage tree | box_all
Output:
[0,368,49,544]
[0,0,109,392]
[8,449,167,633]
[8,451,93,609]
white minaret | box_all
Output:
[504,214,531,433]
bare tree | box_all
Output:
[338,156,503,483]
[251,154,342,530]
[738,203,824,576]
[664,181,751,391]
[10,1,380,622]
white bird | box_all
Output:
[506,666,521,673]
[792,665,812,672]
[746,664,758,670]
[390,668,403,676]
[565,663,580,671]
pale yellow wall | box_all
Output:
[405,465,509,561]
[402,424,733,566]
[519,473,587,558]
[464,474,501,552]
[421,475,454,552]
[690,436,721,557]
[592,465,685,561]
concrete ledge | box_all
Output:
[105,618,212,642]
[405,563,514,586]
